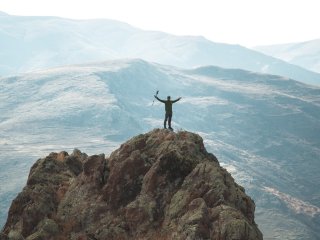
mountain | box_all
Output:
[0,59,319,239]
[0,11,9,16]
[254,39,320,74]
[1,129,263,239]
[1,12,320,85]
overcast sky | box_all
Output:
[1,0,319,47]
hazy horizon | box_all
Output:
[1,0,320,47]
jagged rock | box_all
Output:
[1,129,263,239]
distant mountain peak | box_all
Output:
[1,13,320,85]
[254,39,320,74]
[1,129,262,239]
[0,11,9,16]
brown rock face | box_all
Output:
[1,129,263,240]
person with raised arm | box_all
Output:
[154,95,181,131]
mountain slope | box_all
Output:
[255,39,320,74]
[0,59,320,239]
[1,130,263,240]
[1,12,320,85]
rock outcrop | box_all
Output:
[1,129,263,240]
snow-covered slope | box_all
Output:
[1,12,320,85]
[0,59,319,239]
[255,39,320,74]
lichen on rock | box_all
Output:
[1,129,263,240]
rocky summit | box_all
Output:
[1,129,263,240]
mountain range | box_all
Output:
[1,12,320,85]
[0,59,320,239]
[255,39,320,74]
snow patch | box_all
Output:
[220,162,237,174]
[263,187,320,217]
[261,65,269,72]
[143,117,163,128]
[181,96,228,106]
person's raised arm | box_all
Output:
[155,95,166,103]
[172,97,182,103]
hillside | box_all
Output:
[1,12,320,85]
[254,39,320,74]
[0,59,319,239]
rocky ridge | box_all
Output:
[1,129,263,239]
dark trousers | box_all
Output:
[164,113,172,128]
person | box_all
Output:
[154,95,181,130]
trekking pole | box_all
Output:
[152,90,159,106]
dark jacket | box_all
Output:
[155,96,181,114]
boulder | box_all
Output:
[1,129,263,240]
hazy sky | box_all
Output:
[1,0,319,47]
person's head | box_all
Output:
[167,96,171,100]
